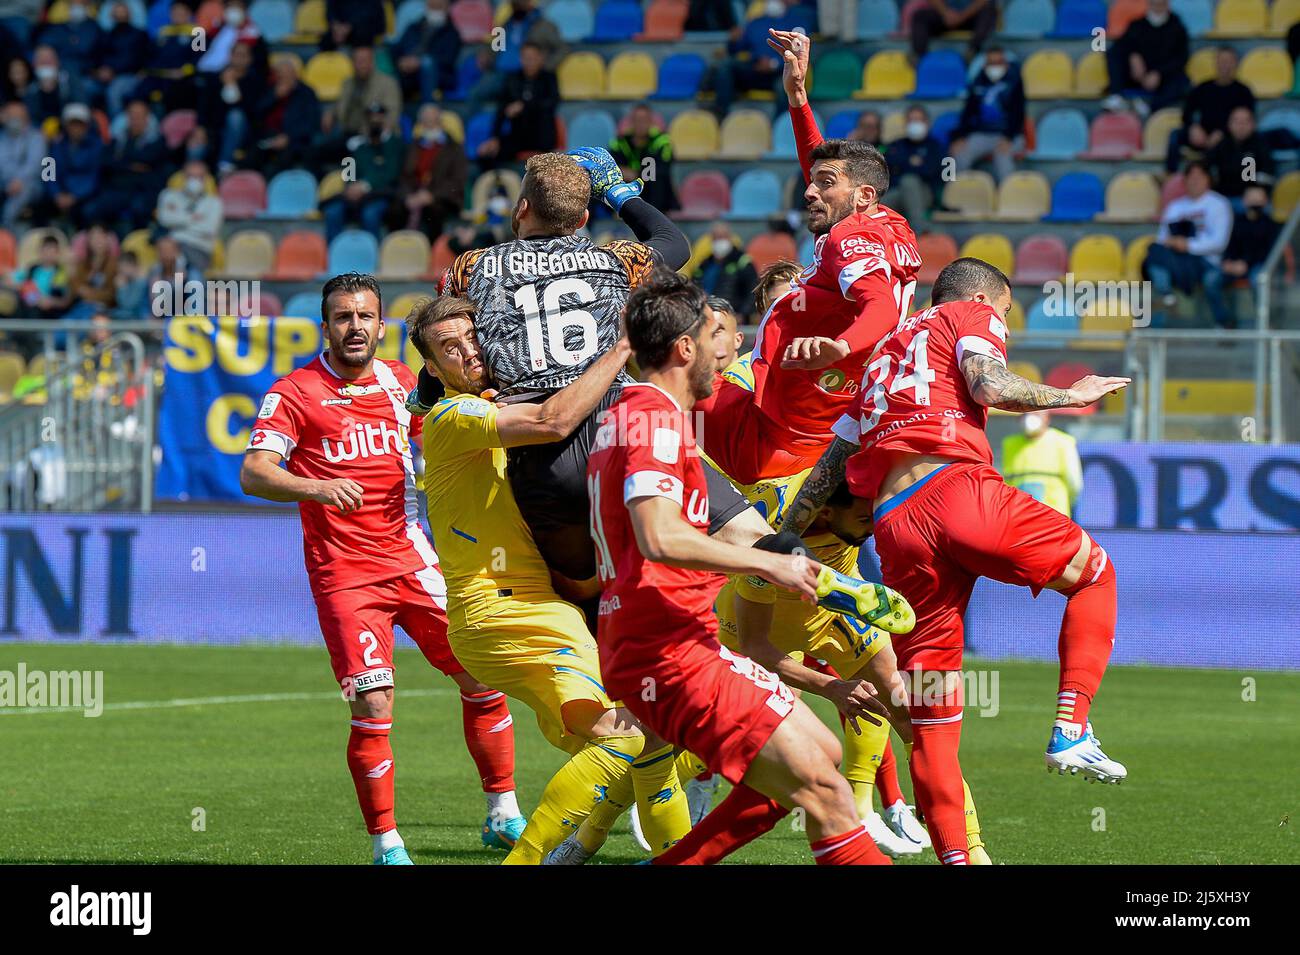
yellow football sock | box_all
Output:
[842,716,891,819]
[573,769,634,854]
[963,778,990,862]
[502,740,627,865]
[630,742,691,855]
[675,750,709,779]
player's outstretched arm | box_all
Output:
[961,354,1130,413]
[618,196,690,272]
[777,436,857,537]
[768,28,821,182]
[494,336,632,448]
[239,449,364,512]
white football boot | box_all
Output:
[883,798,932,850]
[863,810,923,857]
[1045,721,1128,783]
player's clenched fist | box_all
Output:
[311,478,365,513]
[1066,375,1131,408]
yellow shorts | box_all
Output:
[448,594,613,755]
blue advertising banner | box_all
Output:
[3,514,1297,669]
[156,316,424,502]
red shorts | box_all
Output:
[873,462,1087,672]
[313,566,462,694]
[610,637,795,786]
[700,379,824,486]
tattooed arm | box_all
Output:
[961,354,1130,413]
[777,436,858,537]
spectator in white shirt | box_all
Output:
[154,160,224,272]
[1142,160,1234,328]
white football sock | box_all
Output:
[486,790,520,821]
[373,828,404,859]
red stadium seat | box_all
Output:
[1045,360,1097,389]
[674,171,731,221]
[218,171,268,219]
[746,232,799,273]
[268,230,328,280]
[450,0,493,42]
[257,290,284,316]
[1079,112,1142,160]
[430,234,455,280]
[160,109,198,150]
[1160,173,1187,213]
[0,229,15,272]
[1012,234,1069,285]
[636,0,688,40]
[916,232,959,284]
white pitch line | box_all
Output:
[0,687,453,716]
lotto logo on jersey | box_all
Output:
[321,421,407,463]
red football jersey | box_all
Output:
[246,353,441,595]
[749,205,921,450]
[833,300,1011,501]
[587,383,724,686]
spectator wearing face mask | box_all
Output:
[1000,412,1082,518]
[1220,184,1283,309]
[692,223,759,320]
[884,106,945,224]
[1143,160,1234,328]
[394,0,463,103]
[391,104,467,239]
[1206,107,1275,205]
[322,102,403,241]
[26,45,72,127]
[0,100,46,228]
[155,160,225,271]
[197,1,264,75]
[82,98,168,233]
[1102,0,1189,118]
[950,47,1025,183]
[706,0,816,118]
[35,0,103,102]
[95,1,152,116]
[1170,46,1255,173]
[911,0,999,61]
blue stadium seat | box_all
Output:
[727,170,783,219]
[767,107,823,159]
[249,0,294,41]
[393,0,427,37]
[265,170,318,218]
[1030,109,1089,159]
[1172,0,1213,36]
[1049,0,1106,38]
[463,110,496,157]
[589,0,643,41]
[1043,172,1104,222]
[146,0,171,37]
[1027,296,1080,335]
[544,0,596,43]
[1001,0,1054,38]
[566,109,617,148]
[798,234,815,265]
[825,109,862,140]
[930,110,961,147]
[282,292,320,319]
[653,52,707,99]
[448,54,482,101]
[857,0,900,38]
[913,51,967,99]
[328,230,379,277]
[1260,107,1300,138]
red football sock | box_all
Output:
[652,784,788,865]
[908,717,968,865]
[347,716,396,835]
[460,689,516,793]
[1055,544,1117,731]
[810,824,892,865]
[876,737,905,807]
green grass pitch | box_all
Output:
[1,643,1295,864]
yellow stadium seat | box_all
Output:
[882,111,906,143]
[470,169,522,216]
[857,51,914,98]
[1008,360,1042,383]
[1208,0,1268,36]
[1076,310,1131,350]
[223,230,275,278]
[668,109,721,161]
[1273,170,1300,222]
[1136,107,1182,160]
[121,229,157,271]
[0,351,25,397]
[1271,0,1300,35]
[303,52,354,101]
[318,170,345,203]
[684,232,716,275]
[289,0,328,41]
[992,171,1051,221]
[933,171,997,220]
[718,109,772,160]
[383,0,395,38]
[1069,234,1124,283]
[1164,379,1255,415]
[46,0,70,24]
[269,51,304,74]
[17,227,68,270]
[1238,48,1293,97]
[605,52,656,99]
[1186,48,1218,85]
[1022,50,1073,99]
[558,52,606,100]
[379,230,432,280]
[1097,172,1160,222]
[1124,235,1156,281]
[209,236,226,274]
[1073,52,1107,98]
[439,111,465,144]
[386,292,428,321]
[959,234,1015,276]
[1005,300,1026,335]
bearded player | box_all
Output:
[783,258,1130,866]
[240,273,522,864]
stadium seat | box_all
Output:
[121,229,156,270]
[1069,234,1124,283]
[218,171,267,219]
[637,0,688,41]
[1208,0,1267,36]
[463,111,496,158]
[1097,172,1161,222]
[1001,0,1054,37]
[269,230,328,280]
[877,110,904,144]
[0,228,14,272]
[1272,170,1300,223]
[429,234,455,280]
[1004,299,1026,334]
[1044,172,1104,222]
[993,171,1052,220]
[248,0,293,41]
[1239,48,1293,97]
[450,0,493,41]
[1136,107,1182,160]
[605,52,656,99]
[652,52,707,98]
[746,232,799,273]
[1077,309,1132,349]
[256,290,283,316]
[1159,172,1187,213]
[668,110,721,160]
[590,0,642,41]
[1172,0,1213,36]
[1013,234,1069,284]
[558,52,606,99]
[303,52,353,101]
[393,0,425,36]
[1079,111,1142,159]
[727,169,783,219]
[934,171,996,220]
[565,109,617,149]
[544,0,595,42]
[387,291,427,322]
[16,228,65,271]
[1163,379,1256,416]
[825,109,862,140]
[1048,0,1106,37]
[857,0,901,38]
[959,234,1015,276]
[282,291,319,319]
[224,230,275,278]
[1008,359,1044,382]
[1124,235,1155,281]
[159,109,197,149]
[930,110,960,146]
[1022,50,1073,98]
[264,171,318,220]
[379,230,432,280]
[914,50,967,99]
[1259,107,1300,139]
[768,107,822,159]
[1107,0,1148,36]
[1271,0,1300,34]
[470,170,522,215]
[916,232,960,284]
[328,230,379,277]
[1186,47,1218,84]
[858,50,915,98]
[810,50,864,101]
[718,109,772,160]
[0,350,25,397]
[675,170,731,220]
[286,0,327,41]
[1073,51,1108,98]
[195,0,224,33]
[1026,297,1079,336]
